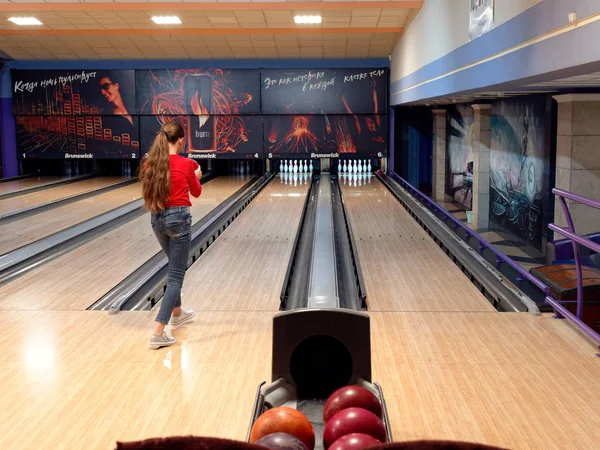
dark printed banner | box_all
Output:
[264,115,387,158]
[16,115,140,159]
[136,69,260,116]
[261,68,388,115]
[12,70,136,117]
[140,115,263,160]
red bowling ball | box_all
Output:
[328,433,381,450]
[323,386,382,423]
[322,408,387,449]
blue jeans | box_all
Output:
[151,207,192,325]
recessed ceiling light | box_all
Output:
[294,15,322,25]
[151,16,182,25]
[8,17,43,26]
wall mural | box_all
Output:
[490,96,551,250]
[446,104,475,209]
[12,67,389,160]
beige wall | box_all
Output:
[390,0,544,83]
[554,95,600,235]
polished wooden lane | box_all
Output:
[341,177,494,312]
[169,176,310,311]
[1,174,599,450]
[371,311,600,449]
[0,182,142,255]
[0,310,272,450]
[0,176,69,195]
[1,310,599,449]
[0,176,249,311]
[0,176,129,216]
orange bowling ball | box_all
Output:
[250,406,315,450]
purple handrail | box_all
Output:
[388,172,551,294]
[549,188,600,350]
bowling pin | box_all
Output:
[303,160,308,173]
[343,160,347,173]
[279,160,283,173]
[358,160,363,173]
[293,160,298,174]
[337,159,341,173]
[309,160,313,173]
[353,160,358,174]
[367,159,372,173]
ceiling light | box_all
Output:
[8,17,43,26]
[294,15,322,25]
[151,16,182,25]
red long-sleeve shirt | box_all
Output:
[164,155,202,208]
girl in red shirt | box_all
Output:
[139,121,202,349]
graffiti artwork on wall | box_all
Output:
[446,104,475,209]
[490,97,550,250]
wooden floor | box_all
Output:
[0,182,142,255]
[166,176,310,311]
[0,176,249,311]
[0,309,599,450]
[0,176,67,195]
[341,178,495,312]
[0,176,129,216]
[2,173,600,450]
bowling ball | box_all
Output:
[250,406,315,450]
[328,433,381,450]
[255,432,309,450]
[323,408,387,449]
[323,386,382,423]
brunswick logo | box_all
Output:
[189,153,216,159]
[311,153,340,159]
[65,153,93,159]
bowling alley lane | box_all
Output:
[340,177,495,312]
[0,176,130,216]
[1,307,600,449]
[0,176,72,196]
[0,309,272,449]
[166,175,310,311]
[0,176,249,311]
[0,181,142,255]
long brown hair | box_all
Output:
[139,121,185,213]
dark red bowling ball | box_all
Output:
[328,433,381,450]
[323,408,387,449]
[255,432,309,450]
[323,386,382,423]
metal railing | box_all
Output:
[387,173,599,354]
[547,188,600,352]
[388,171,551,295]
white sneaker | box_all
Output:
[170,308,195,328]
[149,332,176,349]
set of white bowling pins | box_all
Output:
[341,171,371,187]
[338,159,371,174]
[279,159,312,174]
[280,171,310,186]
[233,160,250,174]
[63,160,81,176]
